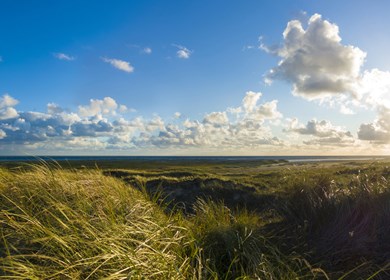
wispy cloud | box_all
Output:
[142,47,152,54]
[0,56,3,62]
[173,44,192,59]
[128,44,152,55]
[102,57,134,73]
[53,53,75,61]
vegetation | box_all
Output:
[1,159,389,279]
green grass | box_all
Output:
[1,160,390,279]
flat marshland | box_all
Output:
[0,158,389,279]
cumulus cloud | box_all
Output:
[53,53,75,61]
[102,57,134,73]
[78,97,118,117]
[146,116,165,132]
[230,91,282,121]
[285,118,354,146]
[263,13,390,148]
[0,96,128,148]
[47,103,64,115]
[0,94,19,120]
[144,91,284,149]
[251,100,282,120]
[303,136,354,147]
[0,107,19,120]
[0,94,19,108]
[353,70,390,144]
[203,112,229,126]
[360,69,390,108]
[265,13,366,100]
[358,106,390,143]
[173,44,192,59]
[0,92,285,153]
[242,91,261,113]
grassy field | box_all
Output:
[1,159,390,279]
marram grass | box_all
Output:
[0,165,196,279]
[1,163,389,279]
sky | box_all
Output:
[1,0,390,155]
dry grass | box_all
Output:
[0,165,195,279]
[1,162,390,279]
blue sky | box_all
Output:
[1,0,390,155]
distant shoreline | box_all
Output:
[0,155,387,163]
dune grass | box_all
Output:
[1,161,389,279]
[0,165,196,279]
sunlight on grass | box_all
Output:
[1,162,389,279]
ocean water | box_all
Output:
[0,155,387,163]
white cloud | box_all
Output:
[251,100,282,120]
[231,91,282,121]
[145,116,165,132]
[0,107,19,120]
[118,105,128,113]
[303,136,354,147]
[203,112,229,126]
[263,13,390,148]
[54,53,75,61]
[142,47,152,54]
[128,44,152,55]
[47,103,64,115]
[242,91,261,113]
[0,94,19,120]
[285,118,354,146]
[358,106,390,143]
[141,92,284,149]
[78,97,119,117]
[102,57,134,73]
[0,94,19,109]
[173,44,192,59]
[265,13,366,101]
[360,69,390,108]
[0,129,6,139]
[242,45,255,51]
[340,104,355,115]
[0,91,379,153]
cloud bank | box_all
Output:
[3,13,390,155]
[0,92,286,154]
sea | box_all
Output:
[0,155,388,163]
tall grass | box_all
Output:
[0,165,195,279]
[280,170,390,279]
[1,163,389,279]
[188,199,320,279]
